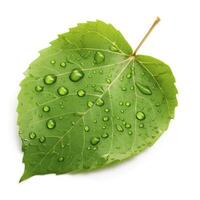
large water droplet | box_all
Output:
[136,83,152,95]
[29,132,36,139]
[77,89,86,97]
[43,106,50,112]
[57,86,68,96]
[90,137,100,145]
[116,124,124,132]
[94,51,105,64]
[46,119,56,129]
[87,101,94,108]
[69,68,84,82]
[39,136,46,143]
[35,85,44,92]
[44,74,57,85]
[136,111,145,120]
[96,98,104,106]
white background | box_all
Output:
[0,0,199,199]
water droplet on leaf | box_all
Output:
[43,106,50,112]
[39,136,46,143]
[29,132,36,139]
[94,51,105,64]
[69,68,84,82]
[90,137,100,145]
[96,98,104,106]
[136,111,145,120]
[77,89,86,97]
[44,74,57,85]
[116,124,124,132]
[136,83,152,95]
[46,119,56,129]
[35,85,44,92]
[57,86,68,96]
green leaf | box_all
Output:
[17,20,177,181]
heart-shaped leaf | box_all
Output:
[17,19,177,181]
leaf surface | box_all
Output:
[17,20,177,181]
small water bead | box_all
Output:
[87,146,92,150]
[103,116,109,122]
[96,98,104,106]
[109,44,119,52]
[139,123,144,128]
[35,85,44,92]
[136,111,145,120]
[59,62,66,68]
[50,60,56,65]
[77,89,86,97]
[58,156,64,162]
[43,106,50,112]
[106,79,111,84]
[84,126,90,132]
[116,124,124,132]
[136,83,152,95]
[101,133,109,138]
[128,131,133,135]
[57,86,68,96]
[126,73,132,79]
[44,74,57,85]
[130,86,134,90]
[125,123,131,129]
[90,137,100,145]
[99,69,103,74]
[87,101,94,108]
[119,102,123,106]
[71,121,75,125]
[39,136,46,143]
[122,87,127,91]
[120,110,124,113]
[46,119,56,129]
[102,126,106,129]
[93,120,97,123]
[125,102,131,107]
[69,68,84,82]
[29,132,36,139]
[104,108,110,113]
[94,51,105,64]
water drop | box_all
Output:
[101,133,109,138]
[50,60,56,64]
[43,106,50,112]
[122,87,127,91]
[57,86,68,96]
[29,132,36,139]
[103,116,109,122]
[39,136,46,143]
[77,89,86,97]
[44,74,57,85]
[116,124,124,132]
[93,120,97,123]
[35,85,43,92]
[136,111,145,120]
[46,119,56,129]
[119,102,123,106]
[128,131,133,135]
[126,73,132,79]
[58,156,64,162]
[69,68,84,82]
[87,101,94,108]
[96,98,104,106]
[109,44,119,52]
[104,108,110,113]
[125,123,131,129]
[120,110,124,113]
[84,126,90,132]
[125,102,131,107]
[90,137,100,145]
[136,83,152,95]
[60,62,66,67]
[106,79,111,84]
[139,123,144,128]
[94,51,105,64]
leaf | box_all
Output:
[17,20,177,181]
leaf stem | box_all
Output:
[132,16,160,56]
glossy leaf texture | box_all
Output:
[17,20,177,181]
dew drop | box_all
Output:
[77,89,86,97]
[60,62,66,67]
[109,44,119,52]
[84,126,90,132]
[29,132,36,139]
[128,131,133,135]
[50,60,56,65]
[121,87,127,91]
[139,123,144,128]
[58,156,64,162]
[87,101,94,108]
[136,83,152,95]
[126,73,132,79]
[44,74,57,85]
[94,51,105,64]
[136,111,145,120]
[43,106,50,112]
[104,108,110,113]
[116,124,124,132]
[46,119,56,129]
[90,137,100,145]
[35,85,44,92]
[106,79,111,84]
[125,123,131,129]
[69,68,84,82]
[125,102,131,107]
[119,102,123,106]
[96,98,104,106]
[57,86,68,96]
[101,133,109,138]
[39,136,46,143]
[103,116,109,122]
[93,120,97,123]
